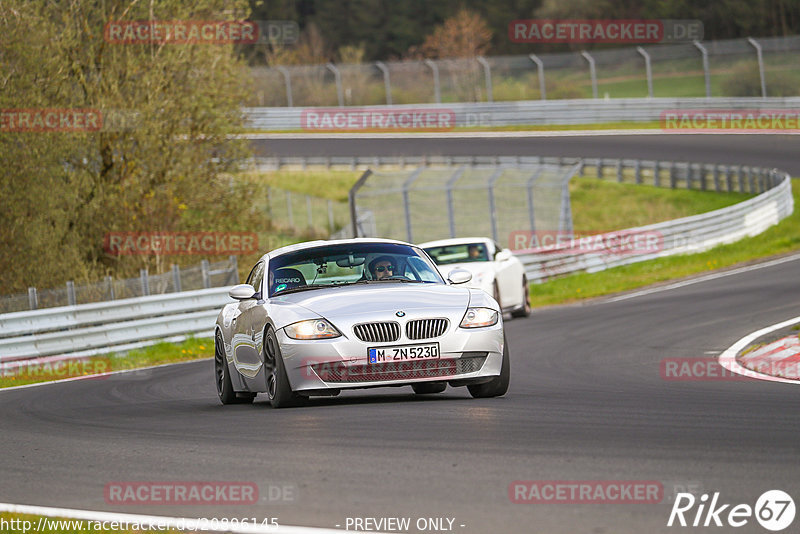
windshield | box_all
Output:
[425,243,489,265]
[267,242,444,296]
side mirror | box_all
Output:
[447,268,472,285]
[495,249,512,262]
[229,283,256,300]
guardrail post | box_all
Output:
[172,264,182,293]
[276,66,293,107]
[687,163,694,190]
[487,168,505,242]
[616,160,623,183]
[636,47,653,98]
[581,51,598,99]
[306,195,313,227]
[712,165,720,192]
[700,164,708,191]
[228,255,239,284]
[374,61,392,105]
[476,56,493,102]
[28,287,38,310]
[446,166,466,238]
[747,37,767,97]
[105,276,115,300]
[669,162,677,189]
[725,166,733,192]
[596,159,603,178]
[286,190,294,227]
[201,260,210,289]
[326,63,344,107]
[737,165,744,192]
[747,167,755,193]
[528,54,546,100]
[654,161,661,187]
[66,281,76,306]
[634,160,642,184]
[327,199,335,232]
[693,41,711,97]
[424,59,441,104]
[403,167,425,242]
[140,269,150,296]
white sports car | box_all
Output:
[214,238,509,408]
[420,237,530,318]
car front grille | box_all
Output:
[405,318,449,340]
[310,354,487,383]
[353,322,400,343]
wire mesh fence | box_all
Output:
[1,258,239,314]
[247,35,800,107]
[342,164,578,245]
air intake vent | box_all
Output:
[353,322,400,343]
[406,318,449,340]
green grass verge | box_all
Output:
[529,178,800,307]
[0,337,212,389]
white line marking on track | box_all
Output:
[0,502,377,534]
[241,130,800,140]
[718,316,800,384]
[605,252,800,303]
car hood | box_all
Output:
[273,283,471,319]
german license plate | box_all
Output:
[368,343,439,364]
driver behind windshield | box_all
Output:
[368,256,397,280]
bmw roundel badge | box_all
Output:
[396,311,406,317]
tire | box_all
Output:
[468,335,510,398]
[215,331,253,405]
[511,279,531,318]
[412,382,447,394]
[264,327,304,408]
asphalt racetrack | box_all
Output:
[1,134,799,534]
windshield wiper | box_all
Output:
[272,284,331,296]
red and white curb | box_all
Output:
[719,315,800,384]
[737,335,800,380]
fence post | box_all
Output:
[487,168,505,242]
[581,51,598,99]
[201,260,210,289]
[424,59,441,104]
[28,287,38,310]
[402,167,425,242]
[726,166,733,192]
[306,195,313,227]
[476,56,493,102]
[654,161,661,187]
[66,281,76,306]
[445,166,466,238]
[669,162,677,189]
[326,63,344,107]
[528,54,546,100]
[349,170,372,238]
[327,199,335,232]
[374,61,392,105]
[526,168,544,233]
[693,41,711,97]
[636,47,653,98]
[616,160,623,183]
[737,165,745,192]
[140,268,150,296]
[286,190,294,227]
[172,264,182,293]
[266,186,273,218]
[105,276,115,300]
[276,66,293,107]
[229,255,239,285]
[747,37,767,97]
[634,160,642,184]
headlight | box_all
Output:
[459,307,498,328]
[284,319,341,340]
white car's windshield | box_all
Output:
[425,243,489,265]
[268,243,444,296]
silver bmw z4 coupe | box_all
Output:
[214,238,509,408]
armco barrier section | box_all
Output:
[0,159,792,364]
[244,97,800,130]
[0,287,230,362]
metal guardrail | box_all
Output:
[0,157,792,364]
[244,97,800,130]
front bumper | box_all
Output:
[277,323,504,392]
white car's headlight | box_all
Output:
[284,319,341,340]
[459,307,498,328]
